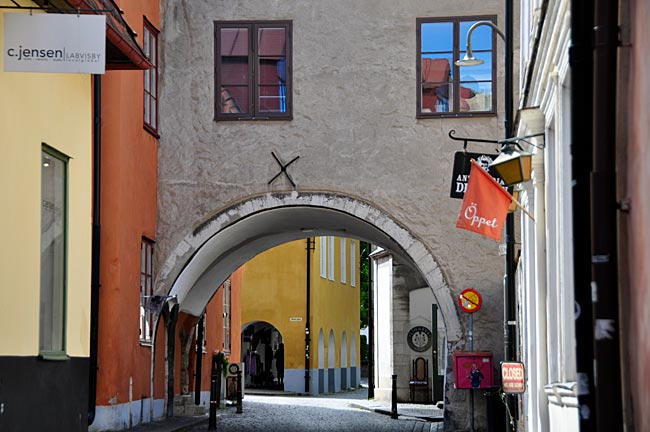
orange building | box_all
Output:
[90,0,162,430]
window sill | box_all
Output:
[417,112,497,119]
[140,340,153,348]
[143,124,160,139]
[39,351,70,361]
[214,115,293,122]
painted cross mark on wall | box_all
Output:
[268,151,299,188]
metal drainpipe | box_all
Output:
[88,74,101,426]
[504,0,518,428]
[305,238,312,393]
[591,0,622,428]
[367,244,374,399]
[569,0,596,428]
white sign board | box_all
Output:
[289,317,303,322]
[3,13,106,74]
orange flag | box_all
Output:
[456,159,513,241]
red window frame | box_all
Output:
[214,21,293,121]
[143,19,159,135]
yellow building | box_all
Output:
[0,3,149,430]
[241,237,361,394]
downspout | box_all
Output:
[305,238,312,393]
[569,0,596,428]
[88,74,101,426]
[367,244,374,399]
[591,0,622,429]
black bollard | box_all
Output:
[208,354,219,430]
[391,374,398,419]
[236,370,243,414]
[208,375,217,429]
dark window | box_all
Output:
[140,238,154,343]
[40,145,68,358]
[215,21,292,120]
[417,17,496,117]
[143,19,159,134]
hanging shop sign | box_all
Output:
[449,152,505,199]
[3,12,106,74]
[501,361,526,394]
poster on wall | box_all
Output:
[3,12,106,74]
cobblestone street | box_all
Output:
[190,388,442,432]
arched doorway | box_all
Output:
[241,321,284,390]
[154,192,465,420]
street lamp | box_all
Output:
[457,3,517,431]
[489,143,533,186]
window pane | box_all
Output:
[220,28,248,56]
[460,21,493,51]
[421,22,453,53]
[221,58,249,85]
[258,28,286,56]
[40,150,66,352]
[220,86,248,113]
[258,85,286,112]
[421,56,453,113]
[151,100,157,129]
[459,81,492,112]
[459,52,492,82]
[149,34,157,67]
[143,28,150,57]
[144,95,150,124]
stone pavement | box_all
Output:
[123,385,443,432]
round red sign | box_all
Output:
[458,288,482,313]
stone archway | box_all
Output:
[156,192,461,342]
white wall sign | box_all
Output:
[3,12,106,74]
[289,317,303,322]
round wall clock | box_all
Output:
[407,326,433,352]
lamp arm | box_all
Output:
[463,21,506,56]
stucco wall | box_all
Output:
[158,1,512,428]
[0,5,92,357]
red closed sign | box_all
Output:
[501,361,526,394]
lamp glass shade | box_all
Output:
[489,146,533,186]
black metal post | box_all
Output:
[591,0,622,428]
[367,244,375,399]
[569,0,596,428]
[503,0,518,429]
[391,374,398,419]
[305,238,313,393]
[208,354,218,430]
[236,370,243,414]
[195,315,204,405]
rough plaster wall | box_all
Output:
[158,0,511,429]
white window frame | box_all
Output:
[223,279,232,354]
[340,238,347,284]
[350,241,357,287]
[320,236,327,278]
[328,236,335,281]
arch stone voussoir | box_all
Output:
[156,191,462,341]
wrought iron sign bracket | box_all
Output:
[448,129,545,152]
